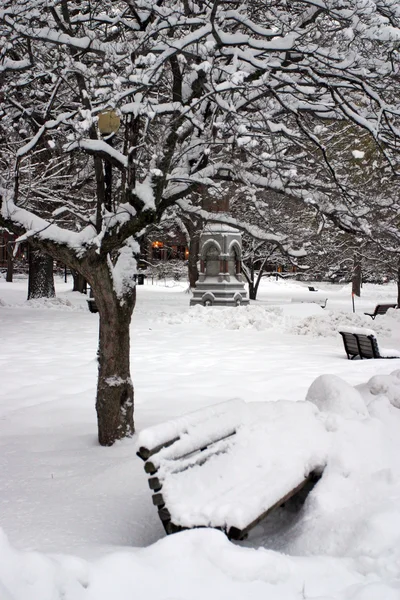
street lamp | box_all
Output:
[98,109,121,211]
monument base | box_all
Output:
[190,279,249,307]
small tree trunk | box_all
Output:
[28,247,55,299]
[71,269,87,293]
[188,231,200,288]
[6,241,13,282]
[181,215,203,288]
[352,253,362,297]
[91,262,136,446]
[397,259,400,306]
[248,281,256,300]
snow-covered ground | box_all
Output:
[1,275,400,600]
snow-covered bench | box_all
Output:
[364,303,397,320]
[136,399,324,540]
[339,327,400,360]
[291,296,328,308]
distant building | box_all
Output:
[144,232,189,263]
[0,231,27,270]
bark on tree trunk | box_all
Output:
[28,247,55,299]
[188,231,200,288]
[352,253,362,297]
[181,215,203,288]
[248,282,256,300]
[397,260,400,307]
[71,269,87,293]
[91,262,136,446]
[6,241,13,283]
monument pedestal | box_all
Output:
[190,223,249,307]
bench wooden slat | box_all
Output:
[144,429,236,475]
[148,477,162,490]
[358,338,376,358]
[340,332,360,359]
[152,493,165,506]
[137,437,179,462]
[227,471,322,540]
[136,398,246,461]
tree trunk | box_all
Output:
[352,253,362,297]
[397,259,400,307]
[6,241,13,282]
[248,281,257,300]
[71,269,87,293]
[91,262,136,446]
[181,215,203,288]
[188,231,200,288]
[28,247,55,299]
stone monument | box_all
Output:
[190,198,249,306]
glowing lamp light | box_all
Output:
[98,109,121,135]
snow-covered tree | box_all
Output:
[1,0,400,445]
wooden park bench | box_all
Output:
[137,399,324,540]
[364,303,397,320]
[291,296,328,308]
[339,328,400,360]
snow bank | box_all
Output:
[155,304,395,339]
[23,297,86,311]
[291,310,391,338]
[306,374,368,418]
[159,304,286,330]
[255,371,400,572]
[356,370,400,408]
[2,526,400,600]
[3,370,400,598]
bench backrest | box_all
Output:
[375,304,397,315]
[339,331,381,359]
[137,398,246,464]
[357,335,379,358]
[340,332,360,358]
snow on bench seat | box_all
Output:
[291,295,328,308]
[137,400,327,539]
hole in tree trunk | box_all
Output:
[120,388,128,407]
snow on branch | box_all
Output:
[68,139,128,169]
[3,21,113,55]
[1,194,97,257]
[0,58,30,72]
[175,198,306,258]
[17,112,76,157]
[109,237,140,301]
